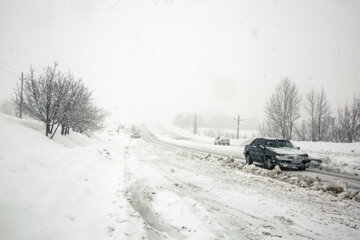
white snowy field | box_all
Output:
[1,114,360,239]
[148,125,249,157]
[149,125,360,176]
[198,127,259,140]
[160,125,252,147]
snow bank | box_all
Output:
[292,140,360,176]
[293,141,360,157]
[175,150,360,202]
[0,114,119,240]
[0,114,96,148]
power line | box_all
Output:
[0,65,20,76]
[0,60,21,74]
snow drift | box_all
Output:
[0,114,118,240]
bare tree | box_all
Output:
[56,77,90,136]
[264,78,301,139]
[305,88,331,141]
[329,116,340,142]
[329,95,360,143]
[315,88,331,141]
[14,64,70,137]
[335,96,360,142]
[72,103,105,135]
[305,89,317,141]
[13,63,105,138]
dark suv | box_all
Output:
[244,138,310,170]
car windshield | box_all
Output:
[265,140,294,148]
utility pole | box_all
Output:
[234,115,243,139]
[194,113,197,135]
[19,72,24,119]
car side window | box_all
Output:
[251,139,259,146]
[258,139,265,147]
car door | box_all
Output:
[249,139,260,162]
[252,138,263,162]
[257,139,266,163]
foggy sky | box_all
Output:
[1,0,359,125]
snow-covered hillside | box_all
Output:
[0,114,121,240]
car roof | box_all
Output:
[253,137,288,141]
[262,137,288,141]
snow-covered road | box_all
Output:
[146,125,360,191]
[106,131,360,239]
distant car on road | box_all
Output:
[244,138,310,170]
[131,132,141,138]
[214,136,230,145]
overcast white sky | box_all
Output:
[0,0,359,124]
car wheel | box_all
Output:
[299,164,306,171]
[245,154,253,165]
[265,157,274,170]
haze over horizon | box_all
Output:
[1,0,359,127]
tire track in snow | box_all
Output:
[121,140,221,239]
[104,140,149,240]
[129,141,275,239]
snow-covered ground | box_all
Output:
[1,114,360,239]
[0,114,144,239]
[118,131,360,239]
[132,145,360,239]
[293,140,360,176]
[149,125,360,176]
